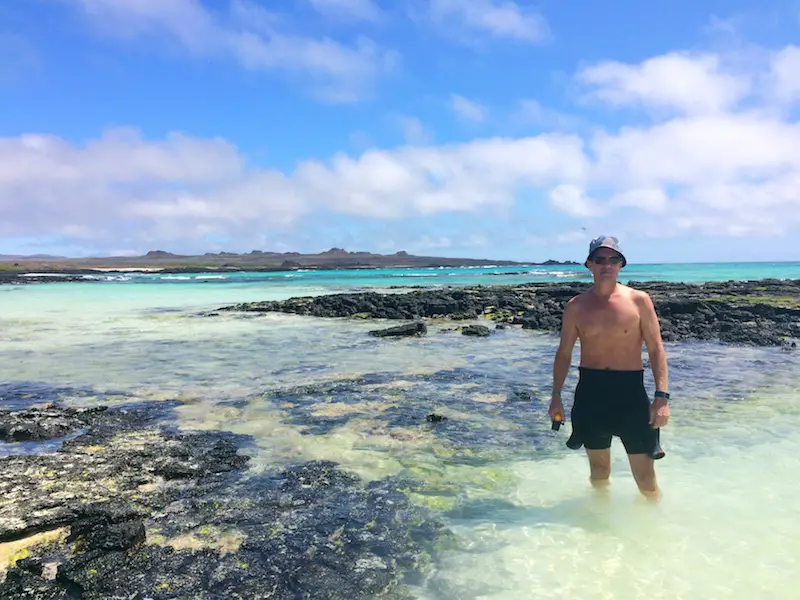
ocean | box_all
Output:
[2,261,799,599]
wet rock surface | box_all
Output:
[461,324,491,337]
[0,404,446,599]
[0,406,107,443]
[219,279,800,347]
[369,321,428,338]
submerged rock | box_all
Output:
[369,320,428,338]
[0,404,446,599]
[461,324,491,337]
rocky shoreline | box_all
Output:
[0,402,447,599]
[217,279,800,347]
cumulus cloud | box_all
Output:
[421,0,549,43]
[576,51,752,116]
[4,33,800,253]
[768,45,800,105]
[0,128,587,250]
[293,135,587,217]
[566,43,800,240]
[69,0,395,102]
[610,189,670,214]
[548,185,595,218]
[591,113,800,187]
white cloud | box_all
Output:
[610,189,669,214]
[70,0,395,101]
[0,128,586,249]
[768,45,800,105]
[577,52,752,115]
[423,0,549,43]
[450,94,486,123]
[567,44,800,237]
[0,128,243,185]
[308,0,382,22]
[591,113,800,188]
[6,25,800,254]
[294,135,587,217]
[548,184,595,218]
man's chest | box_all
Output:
[577,302,641,336]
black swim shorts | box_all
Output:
[565,367,659,456]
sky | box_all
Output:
[1,0,800,264]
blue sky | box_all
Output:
[2,0,800,264]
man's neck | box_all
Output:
[591,280,618,299]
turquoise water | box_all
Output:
[17,260,800,291]
[2,262,799,598]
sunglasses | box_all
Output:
[590,256,623,265]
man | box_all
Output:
[548,235,670,500]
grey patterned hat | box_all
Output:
[587,235,627,267]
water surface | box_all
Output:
[1,268,798,599]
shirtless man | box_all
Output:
[548,235,670,499]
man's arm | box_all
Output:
[552,299,580,397]
[638,292,668,393]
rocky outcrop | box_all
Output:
[218,280,800,347]
[0,404,445,599]
[0,406,107,443]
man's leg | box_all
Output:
[585,448,611,489]
[627,453,660,500]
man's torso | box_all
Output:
[573,284,645,371]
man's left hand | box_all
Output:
[650,397,670,428]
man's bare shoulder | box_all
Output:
[564,291,591,309]
[629,287,655,308]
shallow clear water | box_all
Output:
[1,272,799,599]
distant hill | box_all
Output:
[0,254,65,260]
[0,247,578,273]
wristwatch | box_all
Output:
[654,391,670,400]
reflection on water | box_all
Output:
[1,284,799,599]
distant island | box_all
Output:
[0,248,579,275]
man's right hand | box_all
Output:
[548,395,565,422]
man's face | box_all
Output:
[587,247,624,279]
